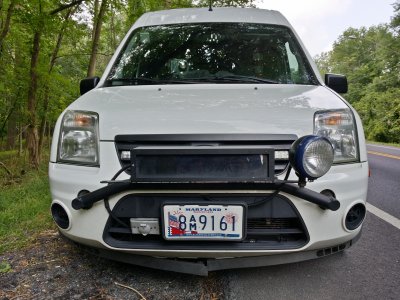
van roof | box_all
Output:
[135,7,291,28]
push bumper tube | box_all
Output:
[71,182,340,211]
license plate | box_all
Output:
[162,204,245,241]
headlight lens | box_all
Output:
[289,135,334,179]
[314,109,358,163]
[58,110,99,166]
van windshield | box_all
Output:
[105,23,318,86]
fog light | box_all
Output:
[289,135,334,180]
[51,203,70,230]
[275,150,289,160]
[345,203,366,230]
[121,151,131,160]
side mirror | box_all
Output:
[80,77,100,95]
[325,73,348,94]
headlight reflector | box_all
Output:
[314,109,358,163]
[58,111,99,166]
[289,135,334,180]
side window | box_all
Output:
[285,42,300,83]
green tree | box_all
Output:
[391,0,400,31]
[315,3,400,143]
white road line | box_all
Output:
[367,144,400,151]
[366,203,400,230]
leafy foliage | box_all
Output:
[315,2,400,143]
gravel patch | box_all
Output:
[0,230,225,299]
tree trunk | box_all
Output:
[92,0,99,41]
[0,0,3,26]
[26,125,40,168]
[6,46,23,151]
[87,0,107,77]
[18,122,23,156]
[39,8,73,155]
[6,119,17,150]
[0,98,16,136]
[6,103,17,150]
[38,86,49,156]
[26,30,41,168]
[49,0,85,15]
[0,0,16,56]
[110,1,116,49]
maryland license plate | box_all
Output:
[162,204,245,241]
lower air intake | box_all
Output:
[103,194,309,250]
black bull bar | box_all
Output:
[71,181,340,211]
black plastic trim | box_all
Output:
[130,146,274,183]
[114,134,295,177]
[80,76,100,95]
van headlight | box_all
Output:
[314,109,359,163]
[57,110,99,166]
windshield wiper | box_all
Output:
[105,77,197,86]
[105,75,280,86]
[184,75,280,84]
[217,75,280,84]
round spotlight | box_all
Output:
[289,135,334,180]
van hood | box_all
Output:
[68,84,348,141]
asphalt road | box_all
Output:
[221,144,400,299]
[366,144,400,219]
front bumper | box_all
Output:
[49,139,368,259]
[64,229,362,276]
[49,142,368,258]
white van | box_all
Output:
[49,7,368,275]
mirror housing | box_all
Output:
[325,73,348,94]
[80,77,100,95]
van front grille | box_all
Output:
[114,134,296,176]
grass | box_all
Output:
[0,151,54,254]
[0,149,18,160]
[0,261,12,273]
